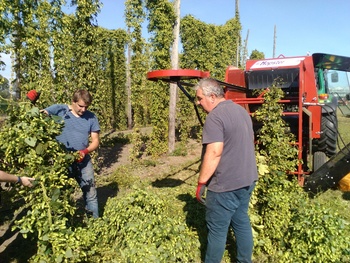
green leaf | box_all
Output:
[35,142,46,154]
[65,248,73,258]
[51,188,61,202]
[30,107,40,115]
[25,137,37,147]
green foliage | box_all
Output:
[86,188,200,262]
[176,81,203,143]
[93,27,128,130]
[109,164,140,188]
[125,0,152,128]
[145,0,176,156]
[253,84,299,173]
[281,200,350,262]
[180,16,241,79]
[252,170,304,258]
[0,101,79,262]
[129,127,148,162]
[250,49,265,59]
[69,0,101,90]
[3,0,128,132]
[10,0,61,102]
[0,75,9,92]
[178,15,242,144]
[250,85,350,262]
[171,143,188,156]
[2,0,244,155]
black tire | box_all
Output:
[313,151,327,172]
[312,112,338,157]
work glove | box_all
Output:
[196,181,207,205]
[26,90,41,104]
[77,148,89,163]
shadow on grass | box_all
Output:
[152,178,184,187]
[98,142,127,170]
[0,232,37,263]
[151,158,200,188]
[97,182,119,216]
[342,191,350,200]
[178,193,207,261]
[0,207,37,263]
[177,193,238,262]
[75,181,119,218]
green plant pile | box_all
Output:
[250,85,350,262]
[85,188,200,262]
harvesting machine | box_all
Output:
[147,53,350,192]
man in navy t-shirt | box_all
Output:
[195,78,258,263]
[44,89,100,218]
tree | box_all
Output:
[168,0,180,153]
[0,75,9,90]
[126,28,132,129]
[125,0,150,129]
[178,14,241,141]
[145,0,176,156]
[250,49,265,59]
[0,75,10,98]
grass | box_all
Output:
[315,108,350,222]
[337,106,350,148]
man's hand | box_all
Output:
[196,181,207,205]
[77,149,89,163]
[18,176,35,187]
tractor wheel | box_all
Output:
[313,151,327,172]
[313,112,338,157]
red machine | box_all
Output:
[147,53,350,189]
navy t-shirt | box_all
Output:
[45,104,100,152]
[202,100,258,192]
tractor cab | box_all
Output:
[313,53,350,106]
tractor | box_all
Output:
[147,53,350,192]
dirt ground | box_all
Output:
[0,130,202,262]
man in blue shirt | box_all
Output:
[43,89,100,218]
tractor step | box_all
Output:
[304,142,350,194]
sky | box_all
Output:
[1,0,350,80]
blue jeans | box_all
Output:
[69,156,99,218]
[205,182,256,263]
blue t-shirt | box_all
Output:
[45,104,100,152]
[202,100,258,192]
